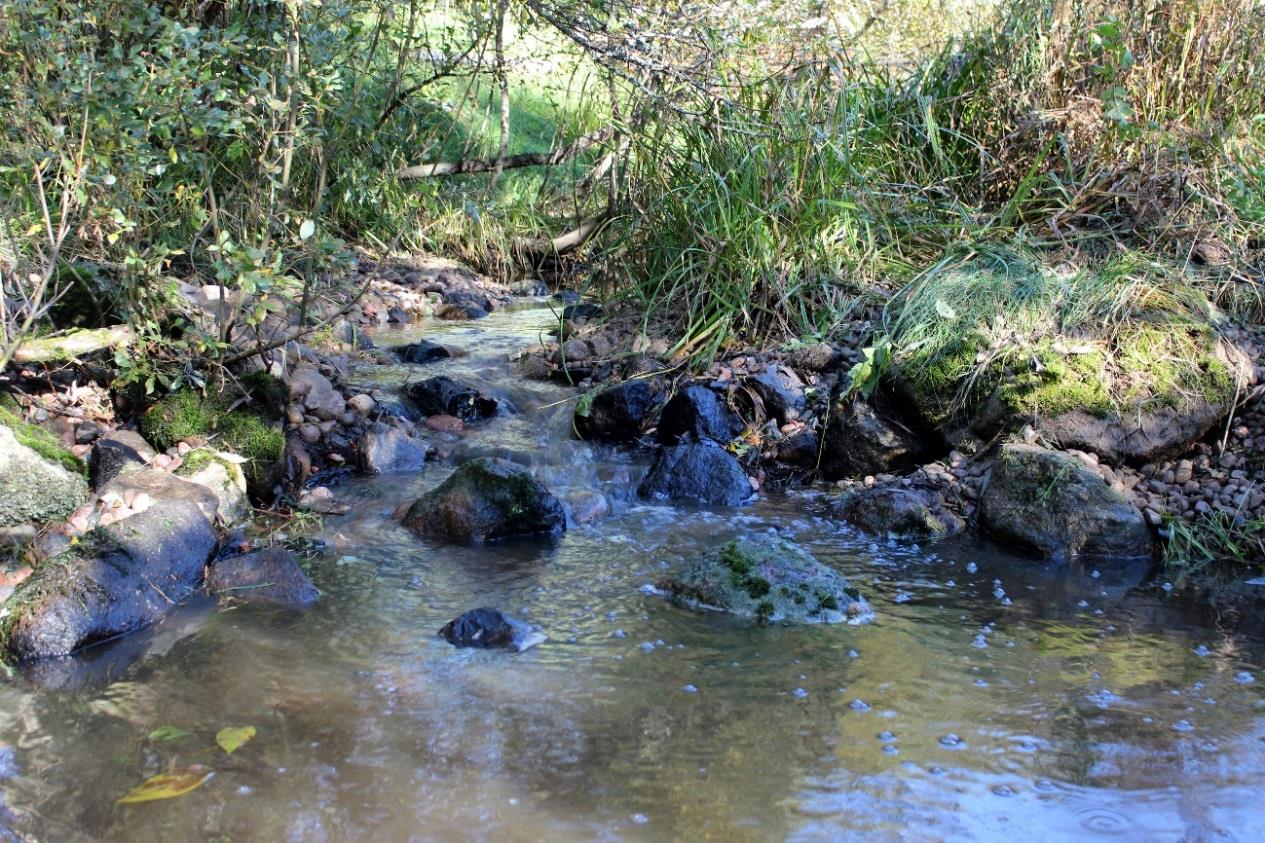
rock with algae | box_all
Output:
[654,539,872,625]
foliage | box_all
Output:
[1165,511,1265,584]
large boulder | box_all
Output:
[637,443,754,506]
[573,380,660,442]
[0,488,218,661]
[358,423,427,474]
[0,426,89,529]
[655,539,872,624]
[403,457,565,542]
[88,430,156,488]
[894,324,1247,464]
[438,607,544,652]
[394,340,451,364]
[820,399,925,480]
[832,487,964,540]
[978,444,1154,560]
[657,385,742,446]
[407,377,498,423]
[207,548,318,608]
[101,468,221,524]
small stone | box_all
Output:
[348,394,375,416]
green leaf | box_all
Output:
[216,725,256,755]
[117,767,213,804]
[299,219,315,240]
[148,725,192,742]
[934,299,957,320]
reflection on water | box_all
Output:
[2,302,1263,841]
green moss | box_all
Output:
[240,371,289,417]
[141,389,283,497]
[999,340,1113,418]
[0,402,86,477]
[1116,325,1236,410]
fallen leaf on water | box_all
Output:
[148,726,192,742]
[215,725,256,755]
[117,766,213,804]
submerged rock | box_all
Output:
[207,547,319,608]
[403,457,565,542]
[637,443,753,506]
[820,399,925,480]
[0,489,218,661]
[979,444,1154,560]
[655,539,871,625]
[0,425,89,529]
[407,376,498,423]
[358,423,427,474]
[573,379,660,442]
[833,487,964,540]
[657,385,742,446]
[393,340,451,364]
[88,430,156,488]
[438,607,544,652]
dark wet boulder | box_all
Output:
[561,302,602,323]
[655,539,872,625]
[820,399,925,480]
[777,429,820,467]
[207,547,319,608]
[832,487,964,540]
[978,444,1154,560]
[88,430,156,488]
[437,291,490,320]
[657,385,742,446]
[394,340,451,364]
[438,607,544,651]
[403,457,565,542]
[407,376,498,423]
[0,489,218,661]
[637,443,754,506]
[0,425,89,529]
[358,423,427,474]
[749,365,806,424]
[573,379,661,442]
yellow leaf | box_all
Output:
[117,767,213,804]
[216,725,256,755]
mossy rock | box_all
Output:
[0,398,85,477]
[403,457,565,543]
[896,326,1244,463]
[978,444,1154,561]
[141,388,284,499]
[0,425,89,529]
[656,539,872,625]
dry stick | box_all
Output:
[396,128,613,179]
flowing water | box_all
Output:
[2,302,1264,842]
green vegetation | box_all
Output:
[1165,511,1265,584]
[141,390,283,496]
[0,401,85,477]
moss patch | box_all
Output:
[141,389,283,497]
[0,401,86,477]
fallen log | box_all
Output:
[397,129,612,180]
[11,325,135,364]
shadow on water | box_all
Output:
[2,301,1264,841]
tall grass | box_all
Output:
[606,0,1265,363]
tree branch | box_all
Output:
[396,128,612,180]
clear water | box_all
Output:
[2,303,1263,842]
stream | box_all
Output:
[1,302,1264,841]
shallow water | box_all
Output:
[2,302,1264,842]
